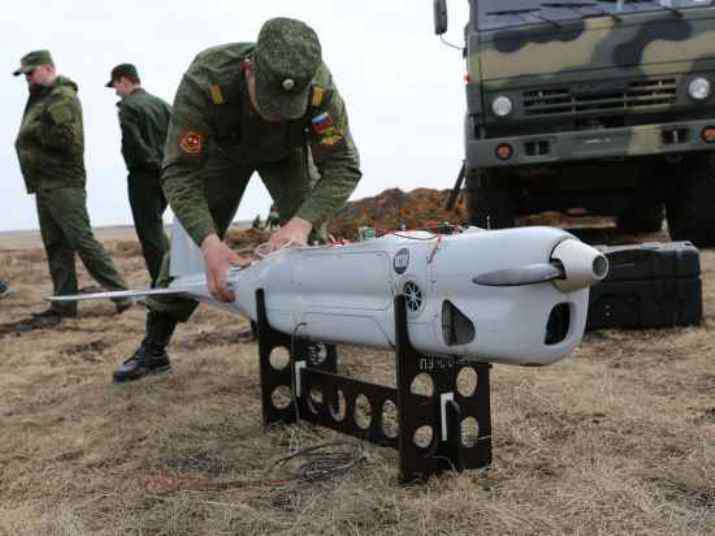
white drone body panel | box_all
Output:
[51,223,608,367]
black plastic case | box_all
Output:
[586,242,702,330]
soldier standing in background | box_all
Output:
[13,50,131,327]
[112,17,362,382]
[265,204,280,231]
[106,64,171,287]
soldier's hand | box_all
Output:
[201,234,251,302]
[268,216,313,251]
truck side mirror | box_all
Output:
[434,0,448,35]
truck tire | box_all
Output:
[691,153,715,247]
[664,156,700,244]
[465,168,515,229]
[617,168,664,233]
[617,206,663,233]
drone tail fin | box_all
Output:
[49,220,209,304]
[169,218,206,277]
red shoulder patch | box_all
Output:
[179,131,204,155]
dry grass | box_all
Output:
[0,224,713,536]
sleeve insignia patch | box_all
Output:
[311,112,334,135]
[318,134,343,147]
[210,84,224,105]
[310,86,326,107]
[311,112,343,147]
[179,131,204,155]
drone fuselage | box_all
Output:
[227,227,604,366]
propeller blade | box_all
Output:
[473,262,564,287]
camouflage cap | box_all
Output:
[13,50,54,76]
[105,63,139,87]
[254,17,322,120]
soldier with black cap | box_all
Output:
[106,63,172,287]
[111,17,362,382]
[13,50,131,327]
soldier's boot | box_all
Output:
[28,305,78,328]
[32,305,78,318]
[15,304,77,332]
[113,311,176,383]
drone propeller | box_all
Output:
[472,262,565,287]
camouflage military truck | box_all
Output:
[435,0,715,245]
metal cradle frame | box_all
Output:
[255,289,492,483]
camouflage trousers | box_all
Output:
[128,170,170,287]
[148,148,324,322]
[36,187,128,314]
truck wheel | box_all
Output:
[465,168,515,229]
[617,170,664,233]
[617,200,664,233]
[617,209,663,233]
[664,156,700,244]
[691,153,715,247]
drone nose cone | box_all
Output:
[550,239,609,292]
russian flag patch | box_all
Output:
[311,112,334,135]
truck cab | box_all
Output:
[436,0,715,245]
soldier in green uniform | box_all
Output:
[113,17,362,382]
[13,50,131,327]
[265,205,280,231]
[106,63,171,286]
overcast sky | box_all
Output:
[0,0,470,232]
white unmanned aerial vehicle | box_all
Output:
[51,223,608,367]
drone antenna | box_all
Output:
[440,35,463,51]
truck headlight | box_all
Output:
[492,96,513,117]
[688,77,711,101]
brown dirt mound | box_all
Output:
[225,227,271,251]
[328,187,466,240]
[225,187,468,248]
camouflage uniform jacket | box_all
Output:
[162,42,362,246]
[117,88,172,172]
[15,76,86,194]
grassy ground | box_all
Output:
[0,226,712,535]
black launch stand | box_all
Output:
[256,289,492,483]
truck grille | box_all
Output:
[522,77,678,116]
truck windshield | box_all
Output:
[476,0,714,30]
